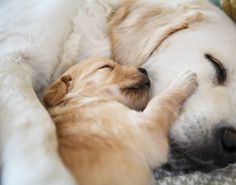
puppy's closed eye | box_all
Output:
[98,64,114,71]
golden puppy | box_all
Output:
[43,58,198,185]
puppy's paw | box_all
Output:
[170,71,198,96]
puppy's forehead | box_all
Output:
[63,58,116,78]
[81,58,115,70]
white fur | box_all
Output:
[138,1,236,170]
[142,2,236,143]
[0,0,118,185]
[1,0,236,184]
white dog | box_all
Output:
[108,0,236,173]
[0,0,236,185]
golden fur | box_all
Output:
[43,58,198,185]
[109,1,204,66]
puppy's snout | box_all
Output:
[138,67,151,87]
[138,67,148,76]
[144,76,151,88]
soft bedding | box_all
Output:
[0,1,235,185]
[155,164,236,185]
[154,1,236,184]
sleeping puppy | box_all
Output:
[43,58,198,185]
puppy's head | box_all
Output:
[43,58,151,110]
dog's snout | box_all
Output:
[138,68,148,76]
[221,127,236,153]
[167,126,236,172]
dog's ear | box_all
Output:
[109,2,204,66]
[43,75,72,107]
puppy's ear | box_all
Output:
[43,75,72,107]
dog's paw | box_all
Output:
[170,71,198,96]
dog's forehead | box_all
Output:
[143,3,236,124]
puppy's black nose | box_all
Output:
[138,68,148,76]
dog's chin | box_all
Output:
[160,156,220,174]
[154,156,222,180]
[156,145,232,177]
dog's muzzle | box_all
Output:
[159,126,236,174]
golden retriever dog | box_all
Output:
[43,58,197,185]
[1,0,236,185]
[107,1,236,173]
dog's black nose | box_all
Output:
[164,126,236,173]
[213,127,236,167]
[221,127,236,153]
[138,68,148,76]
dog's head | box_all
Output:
[109,0,236,173]
[43,58,151,111]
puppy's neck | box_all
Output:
[63,92,114,108]
[63,85,121,107]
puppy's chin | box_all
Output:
[120,86,150,111]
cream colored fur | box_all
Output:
[1,0,236,185]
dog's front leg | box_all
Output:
[0,62,77,185]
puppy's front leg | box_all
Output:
[137,72,197,167]
[144,71,198,135]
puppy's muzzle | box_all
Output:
[133,68,151,89]
[138,67,148,76]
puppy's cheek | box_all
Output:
[121,89,150,111]
[133,91,150,111]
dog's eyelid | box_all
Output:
[205,53,227,85]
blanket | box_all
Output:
[155,164,236,185]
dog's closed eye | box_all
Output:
[205,53,227,85]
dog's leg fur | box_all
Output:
[0,62,77,185]
[0,1,81,185]
[0,0,124,184]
